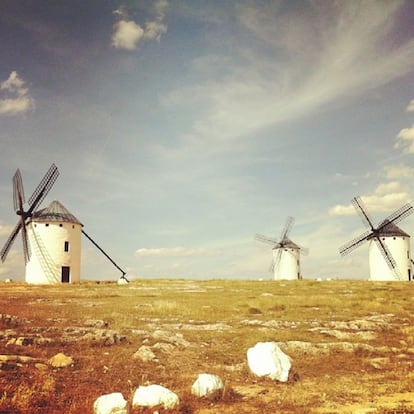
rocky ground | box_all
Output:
[0,280,414,413]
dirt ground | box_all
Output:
[1,279,414,413]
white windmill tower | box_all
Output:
[339,196,413,281]
[255,216,308,280]
[1,164,128,284]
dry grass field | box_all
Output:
[1,279,414,413]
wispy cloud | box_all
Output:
[0,71,34,116]
[135,246,220,257]
[112,0,167,50]
[163,1,414,142]
[406,99,414,112]
[395,125,414,153]
[384,164,414,179]
[329,182,411,216]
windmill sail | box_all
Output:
[1,164,59,264]
[339,196,413,281]
[255,216,307,280]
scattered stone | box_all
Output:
[280,341,377,355]
[0,314,23,328]
[191,373,224,398]
[15,336,34,346]
[132,384,179,409]
[152,342,175,353]
[369,357,390,369]
[84,319,109,329]
[61,328,126,346]
[0,354,39,364]
[240,319,299,329]
[93,392,129,414]
[247,342,291,382]
[6,338,16,346]
[133,345,157,362]
[49,352,73,368]
[35,337,53,346]
[152,330,190,348]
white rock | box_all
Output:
[133,345,157,362]
[132,384,179,409]
[191,373,224,397]
[247,341,291,382]
[93,392,128,414]
[49,352,73,368]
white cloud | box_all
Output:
[406,99,414,112]
[112,20,144,50]
[0,71,34,116]
[135,246,220,257]
[384,164,414,179]
[144,20,167,41]
[329,204,355,216]
[154,0,168,20]
[329,182,411,216]
[144,0,168,41]
[395,125,414,153]
[112,1,168,50]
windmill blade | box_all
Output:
[339,229,371,256]
[27,163,59,214]
[255,233,279,247]
[379,203,414,228]
[352,196,375,230]
[280,216,294,242]
[13,169,25,213]
[299,245,309,256]
[373,237,402,280]
[0,221,22,262]
[20,217,31,263]
[272,248,283,273]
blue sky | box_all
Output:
[0,0,413,281]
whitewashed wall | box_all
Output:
[26,221,82,284]
[273,248,301,280]
[368,236,411,281]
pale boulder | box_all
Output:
[132,384,179,409]
[191,373,224,397]
[133,345,157,362]
[49,352,73,368]
[247,341,291,382]
[93,392,129,414]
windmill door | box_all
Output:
[61,266,70,283]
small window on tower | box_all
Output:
[64,241,69,252]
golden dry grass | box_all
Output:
[0,279,414,413]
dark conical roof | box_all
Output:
[273,238,301,250]
[367,220,410,238]
[32,200,83,225]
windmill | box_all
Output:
[1,164,128,284]
[339,196,413,281]
[1,163,59,267]
[255,216,308,280]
